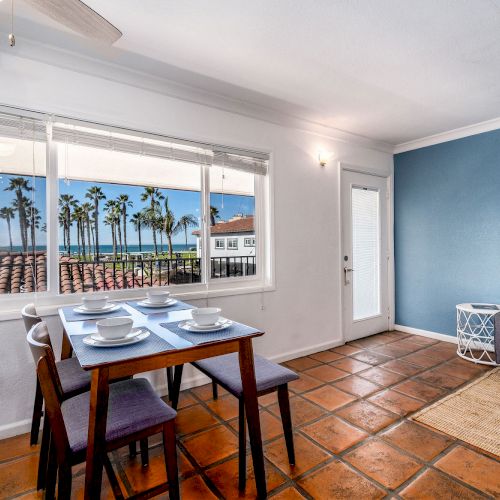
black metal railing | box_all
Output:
[58,256,256,293]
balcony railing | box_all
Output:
[58,256,256,293]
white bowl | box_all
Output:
[146,290,171,304]
[96,317,133,340]
[191,307,221,326]
[82,295,109,310]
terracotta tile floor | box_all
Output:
[1,331,498,499]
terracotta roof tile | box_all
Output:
[193,216,254,235]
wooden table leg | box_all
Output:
[84,367,109,500]
[238,339,267,498]
[60,328,73,360]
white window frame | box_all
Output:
[244,237,255,247]
[0,106,275,317]
[227,238,238,250]
[214,238,225,249]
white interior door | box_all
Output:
[342,170,389,341]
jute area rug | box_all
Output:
[412,367,500,456]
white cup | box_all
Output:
[82,295,108,310]
[96,317,133,340]
[146,290,171,304]
[191,307,221,326]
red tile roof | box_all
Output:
[193,216,254,236]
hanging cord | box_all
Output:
[8,0,15,47]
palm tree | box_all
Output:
[117,194,132,254]
[174,214,197,251]
[105,200,122,259]
[5,177,32,252]
[131,211,145,252]
[58,212,67,250]
[26,204,42,252]
[210,205,221,226]
[162,197,177,259]
[104,212,118,260]
[59,194,77,255]
[140,187,164,255]
[81,202,94,258]
[85,186,106,260]
[0,207,15,252]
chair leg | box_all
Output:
[163,421,180,500]
[166,366,174,401]
[140,438,149,467]
[36,417,50,490]
[104,453,124,500]
[30,379,43,446]
[238,398,247,491]
[57,464,72,500]
[171,364,184,410]
[128,441,137,457]
[212,380,219,400]
[278,384,295,465]
[44,434,57,500]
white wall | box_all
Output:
[0,52,393,438]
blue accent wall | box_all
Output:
[394,129,500,336]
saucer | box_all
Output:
[137,298,178,308]
[83,329,149,347]
[178,318,232,333]
[74,303,119,314]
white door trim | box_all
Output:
[339,162,394,342]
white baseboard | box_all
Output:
[0,338,344,440]
[394,324,457,344]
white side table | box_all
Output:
[456,303,499,366]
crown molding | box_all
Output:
[0,32,394,155]
[394,116,500,154]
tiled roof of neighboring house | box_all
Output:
[0,251,47,294]
[192,216,254,236]
[0,252,197,295]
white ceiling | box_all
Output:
[1,0,500,145]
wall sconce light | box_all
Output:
[318,151,331,167]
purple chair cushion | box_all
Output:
[193,353,299,397]
[56,357,91,397]
[62,378,176,453]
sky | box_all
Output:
[0,173,254,248]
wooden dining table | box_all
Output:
[58,301,268,499]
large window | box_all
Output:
[0,116,47,294]
[0,110,269,298]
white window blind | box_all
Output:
[52,122,268,176]
[352,187,381,321]
[0,113,47,142]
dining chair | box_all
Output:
[31,338,180,500]
[25,319,148,491]
[171,353,299,490]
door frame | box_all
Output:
[338,162,395,343]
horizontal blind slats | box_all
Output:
[0,113,47,142]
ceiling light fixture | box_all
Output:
[8,0,15,47]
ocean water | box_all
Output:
[0,244,197,253]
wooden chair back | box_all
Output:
[36,353,72,465]
[27,322,62,395]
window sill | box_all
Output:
[0,282,276,321]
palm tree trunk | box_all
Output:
[67,212,71,256]
[86,218,92,259]
[184,226,188,250]
[117,219,123,258]
[81,220,86,259]
[76,220,81,257]
[7,218,13,252]
[16,191,27,252]
[112,223,117,259]
[122,210,128,254]
[138,222,142,252]
[152,228,158,255]
[94,202,99,261]
[160,230,164,253]
[167,234,173,259]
